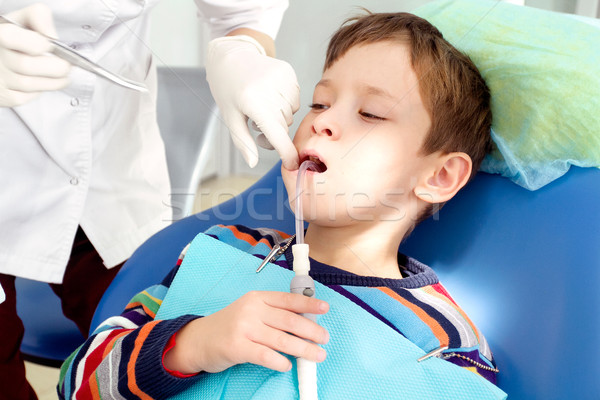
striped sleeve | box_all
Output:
[58,248,203,399]
[204,224,290,255]
[395,284,498,383]
[339,283,498,384]
[413,283,498,383]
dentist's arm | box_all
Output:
[205,28,300,170]
[0,4,70,107]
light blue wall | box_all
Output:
[150,0,204,67]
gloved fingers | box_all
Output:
[9,3,58,39]
[279,92,297,128]
[252,92,296,153]
[0,89,40,107]
[280,79,301,115]
[225,112,260,168]
[204,35,301,169]
[256,133,275,150]
[0,24,54,55]
[252,121,277,150]
[2,50,70,78]
[252,120,283,151]
[4,73,69,93]
[270,58,300,114]
[252,108,299,170]
[254,96,292,150]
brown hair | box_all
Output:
[326,11,492,225]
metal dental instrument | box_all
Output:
[256,236,295,273]
[0,15,147,92]
[256,243,284,273]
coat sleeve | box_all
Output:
[194,0,289,39]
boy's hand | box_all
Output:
[163,291,330,375]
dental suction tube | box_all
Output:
[295,160,318,246]
[291,160,319,400]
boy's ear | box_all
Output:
[414,152,472,204]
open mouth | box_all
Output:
[299,154,327,173]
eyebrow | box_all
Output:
[315,79,331,89]
[316,79,396,101]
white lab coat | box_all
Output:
[0,0,288,283]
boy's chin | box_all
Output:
[302,217,355,228]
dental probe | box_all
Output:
[290,160,319,400]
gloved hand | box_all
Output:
[206,35,300,170]
[0,4,70,107]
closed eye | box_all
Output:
[309,103,329,111]
[360,111,385,121]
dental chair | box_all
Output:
[16,66,218,365]
[91,162,600,400]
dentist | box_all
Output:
[0,1,299,399]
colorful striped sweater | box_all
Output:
[58,225,498,399]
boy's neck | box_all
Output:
[303,223,408,279]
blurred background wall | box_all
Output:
[148,0,595,178]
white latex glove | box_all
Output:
[206,35,300,170]
[0,4,70,107]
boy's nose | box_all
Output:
[311,125,333,136]
[311,111,339,139]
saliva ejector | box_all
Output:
[254,160,321,399]
[290,160,320,400]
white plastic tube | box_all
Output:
[295,160,318,245]
[291,160,319,400]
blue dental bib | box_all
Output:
[156,233,506,399]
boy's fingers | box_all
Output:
[262,291,329,315]
[265,330,327,364]
[262,307,329,345]
[252,344,293,372]
[248,325,327,368]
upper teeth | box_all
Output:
[309,156,319,162]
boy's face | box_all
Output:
[282,41,433,226]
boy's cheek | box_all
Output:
[280,168,295,196]
[293,117,314,144]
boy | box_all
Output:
[59,12,498,399]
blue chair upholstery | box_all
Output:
[400,166,600,399]
[92,163,600,400]
[15,280,84,366]
[90,164,295,331]
[15,66,218,364]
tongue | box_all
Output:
[312,160,327,172]
[305,157,327,172]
